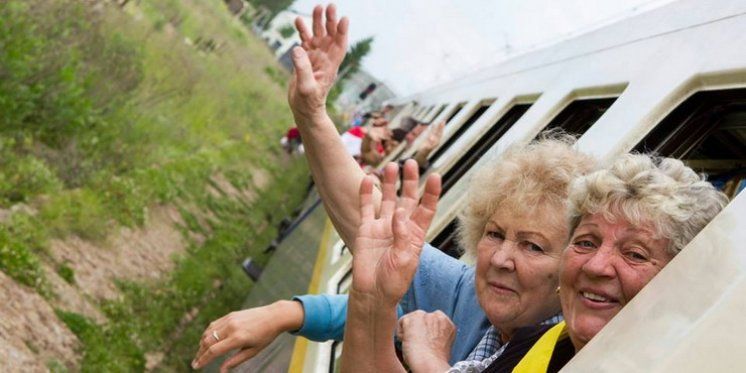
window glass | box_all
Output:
[634,88,746,199]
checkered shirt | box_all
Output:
[446,314,563,373]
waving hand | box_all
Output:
[288,4,349,121]
[352,159,442,305]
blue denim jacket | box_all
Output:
[293,243,491,364]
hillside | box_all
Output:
[0,0,309,371]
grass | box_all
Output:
[1,0,308,370]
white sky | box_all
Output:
[291,0,675,96]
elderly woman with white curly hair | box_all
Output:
[502,154,729,372]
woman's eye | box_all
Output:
[526,242,544,253]
[574,240,596,250]
[486,231,504,240]
[625,250,648,262]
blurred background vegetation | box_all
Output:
[0,0,310,370]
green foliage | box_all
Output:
[56,309,145,372]
[248,0,293,20]
[1,0,311,369]
[40,188,110,241]
[0,218,50,296]
[0,138,62,206]
[279,23,295,38]
[57,262,75,285]
[339,36,374,80]
[264,66,288,87]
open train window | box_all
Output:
[430,100,530,258]
[634,88,746,199]
[445,103,466,125]
[418,105,435,120]
[429,104,447,123]
[544,97,617,135]
[440,104,533,196]
[336,269,352,294]
[430,219,462,258]
[428,103,492,165]
[329,268,353,373]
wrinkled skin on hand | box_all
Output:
[397,310,456,372]
[351,159,441,306]
[287,4,349,123]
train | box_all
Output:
[231,0,746,371]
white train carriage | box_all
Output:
[234,0,746,371]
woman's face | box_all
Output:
[560,213,674,350]
[475,204,567,338]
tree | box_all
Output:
[338,37,374,80]
[328,37,374,106]
[248,0,293,20]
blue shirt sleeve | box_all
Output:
[291,294,404,342]
[292,243,489,363]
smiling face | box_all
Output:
[475,203,568,339]
[560,213,674,350]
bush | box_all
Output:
[0,138,62,205]
[40,189,110,241]
[0,225,47,292]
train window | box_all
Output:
[430,219,462,258]
[634,88,746,199]
[329,341,343,373]
[544,97,617,135]
[428,104,447,123]
[336,269,352,294]
[445,103,466,125]
[428,104,492,165]
[329,268,353,373]
[440,104,533,196]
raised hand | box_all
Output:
[288,4,349,122]
[191,301,303,372]
[351,159,441,306]
[397,310,455,373]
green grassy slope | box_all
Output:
[0,0,309,370]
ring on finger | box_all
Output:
[212,330,220,342]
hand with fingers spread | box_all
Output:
[351,159,442,306]
[341,159,441,372]
[397,310,456,373]
[191,300,304,372]
[288,4,349,123]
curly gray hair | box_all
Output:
[568,154,729,255]
[457,131,597,256]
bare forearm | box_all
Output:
[271,300,305,334]
[293,111,379,246]
[340,291,404,373]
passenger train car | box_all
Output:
[232,0,746,371]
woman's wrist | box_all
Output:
[291,107,330,128]
[270,299,305,334]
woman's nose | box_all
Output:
[490,240,517,271]
[581,245,616,278]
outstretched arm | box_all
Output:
[191,300,304,372]
[288,4,380,247]
[341,160,441,372]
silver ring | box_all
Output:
[212,330,220,342]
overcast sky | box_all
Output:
[291,0,675,96]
